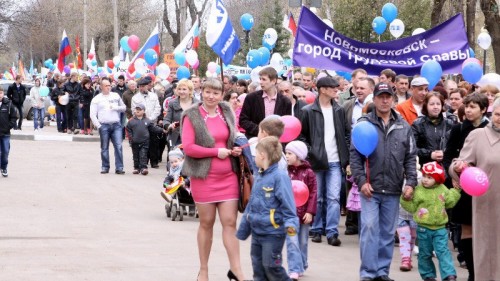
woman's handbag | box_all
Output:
[237,155,254,213]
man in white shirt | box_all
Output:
[90,78,126,174]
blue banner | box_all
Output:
[293,7,470,75]
[206,0,241,65]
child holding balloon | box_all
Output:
[236,136,298,281]
[285,141,317,281]
[400,161,461,281]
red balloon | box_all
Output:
[128,63,135,74]
[279,115,302,143]
[107,60,114,69]
[305,91,316,104]
[88,53,95,60]
[291,180,309,207]
[128,35,140,52]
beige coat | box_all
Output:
[450,124,500,281]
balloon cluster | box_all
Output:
[371,3,406,39]
[44,59,56,71]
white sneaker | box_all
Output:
[413,245,419,256]
[1,169,7,177]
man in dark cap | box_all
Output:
[298,76,350,247]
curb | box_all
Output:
[11,133,100,142]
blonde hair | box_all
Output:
[176,78,194,98]
[480,84,500,95]
[256,136,283,165]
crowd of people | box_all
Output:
[0,64,499,281]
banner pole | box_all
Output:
[219,57,224,90]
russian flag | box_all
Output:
[283,13,297,37]
[58,30,72,72]
[129,26,160,72]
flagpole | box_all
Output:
[219,57,224,90]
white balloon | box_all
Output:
[323,19,333,28]
[477,32,492,50]
[185,50,198,66]
[156,63,171,80]
[251,66,263,83]
[58,94,69,105]
[263,28,278,46]
[389,19,405,39]
[112,56,120,66]
[477,73,500,89]
[269,53,284,72]
[134,58,148,74]
[412,28,426,36]
[287,49,293,59]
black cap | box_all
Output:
[373,82,394,96]
[138,78,149,86]
[143,76,152,82]
[316,77,339,89]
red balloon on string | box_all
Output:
[88,53,95,60]
[291,180,309,207]
[128,35,140,52]
[305,91,316,104]
[107,60,114,69]
[279,115,302,143]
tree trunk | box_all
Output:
[431,0,447,26]
[480,0,500,72]
[466,0,477,50]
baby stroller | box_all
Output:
[163,176,198,221]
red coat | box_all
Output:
[287,160,317,224]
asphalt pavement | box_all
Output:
[0,121,467,280]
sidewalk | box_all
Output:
[11,119,100,142]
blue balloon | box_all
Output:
[381,3,398,23]
[247,49,261,69]
[44,59,51,68]
[97,67,103,73]
[177,66,190,80]
[240,13,254,31]
[135,72,142,79]
[262,39,275,51]
[352,122,379,157]
[258,47,270,65]
[91,60,97,66]
[469,47,475,58]
[215,65,221,74]
[337,70,352,82]
[462,62,483,84]
[174,52,186,65]
[284,58,292,67]
[120,36,131,52]
[49,64,56,71]
[372,16,387,35]
[144,49,158,66]
[420,60,442,90]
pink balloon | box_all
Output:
[279,115,302,143]
[305,91,316,104]
[291,180,309,207]
[88,53,95,60]
[128,35,140,52]
[460,167,489,196]
[192,59,200,70]
[462,58,482,69]
[207,62,217,73]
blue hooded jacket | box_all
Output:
[236,163,298,239]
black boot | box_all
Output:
[461,238,474,281]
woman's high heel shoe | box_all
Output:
[227,269,252,281]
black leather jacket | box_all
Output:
[63,80,81,103]
[6,82,27,106]
[299,97,350,171]
[0,97,17,136]
[411,113,457,166]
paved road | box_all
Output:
[0,137,467,280]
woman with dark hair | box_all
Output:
[181,78,247,281]
[412,92,456,167]
[235,79,248,94]
[79,78,94,135]
[443,92,490,281]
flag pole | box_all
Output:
[219,57,224,84]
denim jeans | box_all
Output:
[33,108,45,129]
[359,193,400,279]
[251,234,290,281]
[55,105,67,131]
[99,123,124,171]
[417,226,456,280]
[0,136,10,169]
[132,142,149,170]
[311,162,341,239]
[286,223,310,274]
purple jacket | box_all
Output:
[288,160,317,224]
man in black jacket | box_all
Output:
[0,88,18,177]
[63,72,81,134]
[299,76,350,247]
[239,67,291,138]
[350,83,417,281]
[6,75,27,130]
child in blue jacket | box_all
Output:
[236,136,299,281]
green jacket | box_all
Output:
[400,184,461,230]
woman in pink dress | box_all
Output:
[181,78,247,281]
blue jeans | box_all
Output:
[311,162,341,238]
[286,223,310,274]
[33,108,45,129]
[0,136,10,169]
[99,123,124,171]
[417,226,456,280]
[251,234,290,281]
[359,193,400,279]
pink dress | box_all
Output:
[181,107,239,203]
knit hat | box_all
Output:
[421,161,445,184]
[168,149,184,160]
[285,141,308,161]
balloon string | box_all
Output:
[366,158,370,184]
